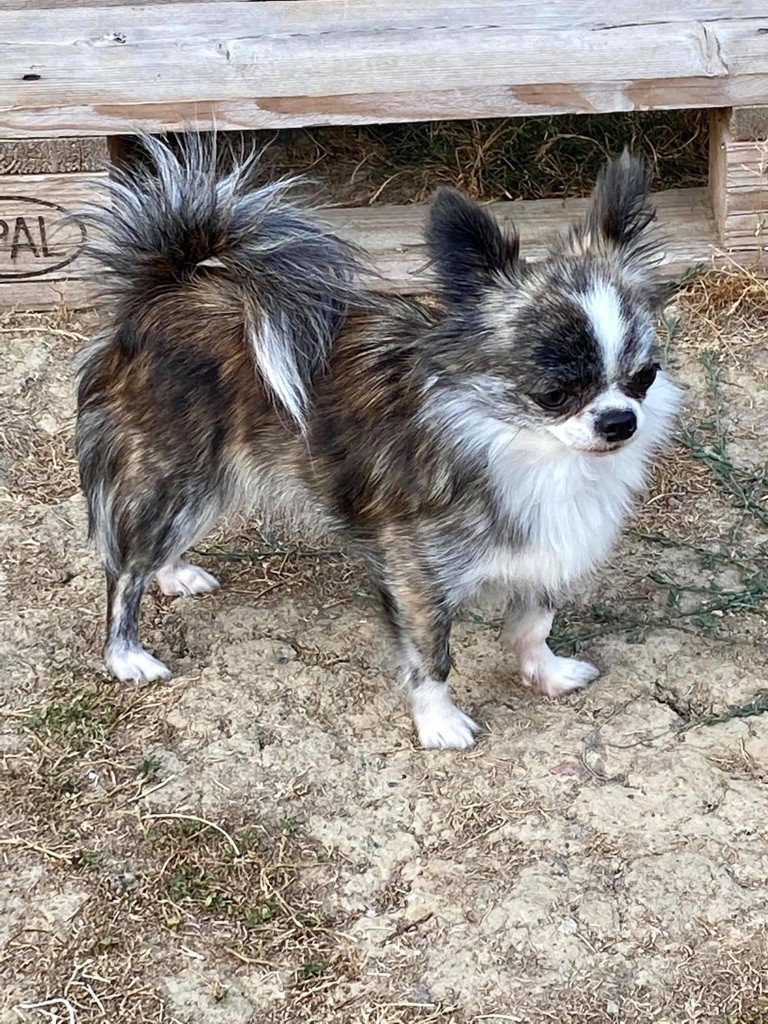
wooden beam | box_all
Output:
[3,2,768,137]
[709,108,768,257]
[4,176,765,312]
[333,189,719,291]
[2,0,755,12]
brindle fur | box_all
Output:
[76,137,679,748]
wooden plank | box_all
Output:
[0,172,104,309]
[709,109,729,237]
[727,105,768,140]
[5,1,757,24]
[335,188,735,290]
[708,107,768,253]
[6,0,204,6]
[3,2,768,137]
[0,275,98,310]
[0,138,108,174]
[4,178,766,312]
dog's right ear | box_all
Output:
[426,188,520,309]
[560,152,661,277]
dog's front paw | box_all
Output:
[156,562,220,597]
[412,682,480,749]
[526,655,599,698]
[106,642,172,683]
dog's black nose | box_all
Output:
[597,408,636,443]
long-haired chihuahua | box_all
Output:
[76,137,680,748]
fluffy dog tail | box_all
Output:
[77,133,367,427]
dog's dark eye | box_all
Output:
[532,389,570,411]
[627,363,659,397]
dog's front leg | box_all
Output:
[502,602,600,697]
[371,535,479,749]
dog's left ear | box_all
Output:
[562,151,666,303]
[586,151,655,254]
[426,187,520,309]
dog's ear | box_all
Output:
[426,188,520,308]
[561,151,664,297]
[586,150,655,252]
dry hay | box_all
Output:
[673,266,768,378]
[208,109,708,208]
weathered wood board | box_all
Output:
[0,173,104,310]
[710,108,768,256]
[2,173,763,311]
[0,137,108,175]
[3,1,768,137]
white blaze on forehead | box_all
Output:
[577,281,627,379]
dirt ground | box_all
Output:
[1,272,767,1024]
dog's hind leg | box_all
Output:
[99,494,220,683]
[105,565,171,682]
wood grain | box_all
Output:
[4,178,766,311]
[337,188,727,290]
[727,105,768,141]
[0,172,104,294]
[6,2,757,27]
[3,1,768,137]
[709,107,768,252]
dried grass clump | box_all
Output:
[234,109,708,207]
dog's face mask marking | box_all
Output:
[424,151,678,460]
[513,277,662,455]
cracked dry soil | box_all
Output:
[1,280,768,1024]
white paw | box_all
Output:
[106,642,172,683]
[156,562,220,597]
[412,682,480,750]
[526,656,600,698]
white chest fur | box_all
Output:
[460,420,659,602]
[487,445,642,594]
[433,371,680,605]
